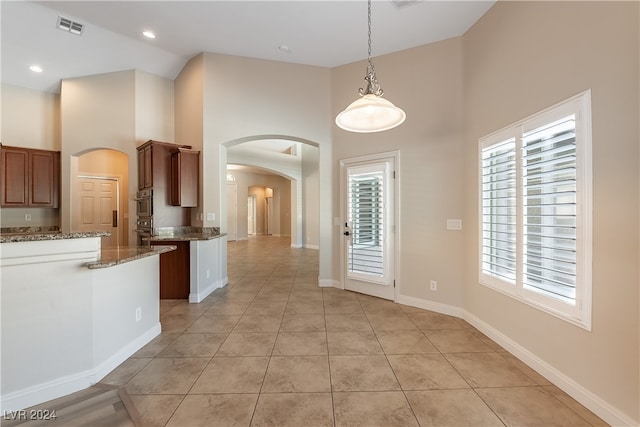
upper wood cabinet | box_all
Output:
[137,140,199,208]
[1,145,60,208]
[170,148,199,207]
[137,144,153,190]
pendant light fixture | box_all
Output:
[336,0,406,133]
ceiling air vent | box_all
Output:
[56,16,84,35]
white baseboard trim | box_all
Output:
[1,323,161,413]
[189,278,227,303]
[462,311,638,427]
[318,279,341,288]
[392,293,636,426]
[303,244,320,250]
[291,244,302,248]
[395,294,464,318]
[93,323,161,382]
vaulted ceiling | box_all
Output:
[2,1,494,93]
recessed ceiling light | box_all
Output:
[142,30,156,39]
[278,45,292,54]
[29,65,43,73]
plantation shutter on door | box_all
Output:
[347,164,386,282]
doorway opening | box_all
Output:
[72,149,128,248]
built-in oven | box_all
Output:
[135,189,153,245]
[136,216,153,245]
[135,189,153,218]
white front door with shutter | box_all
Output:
[340,153,397,301]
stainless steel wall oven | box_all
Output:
[135,189,153,217]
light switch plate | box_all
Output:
[207,213,215,221]
[447,219,462,230]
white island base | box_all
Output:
[0,236,168,412]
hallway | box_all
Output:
[102,236,607,426]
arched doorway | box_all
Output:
[71,148,129,248]
[224,136,319,249]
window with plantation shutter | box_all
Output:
[481,137,517,284]
[522,116,577,304]
[479,91,592,330]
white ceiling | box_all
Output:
[1,0,495,93]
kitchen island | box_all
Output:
[0,231,175,412]
[145,226,228,303]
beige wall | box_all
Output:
[134,70,175,144]
[1,84,60,151]
[332,36,466,307]
[1,84,61,227]
[60,70,175,244]
[60,70,136,236]
[176,52,334,281]
[302,144,320,248]
[175,54,205,227]
[463,1,639,423]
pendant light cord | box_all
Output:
[360,0,383,97]
[367,0,372,65]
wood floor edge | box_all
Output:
[116,387,144,427]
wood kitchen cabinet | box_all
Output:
[170,148,199,207]
[150,240,190,299]
[137,144,153,190]
[136,140,199,228]
[1,145,60,208]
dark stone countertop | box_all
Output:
[85,245,177,269]
[144,226,225,242]
[145,232,226,242]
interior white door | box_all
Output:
[227,182,237,241]
[266,197,273,235]
[76,177,119,248]
[248,195,256,235]
[341,156,395,300]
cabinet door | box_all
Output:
[30,150,58,207]
[1,147,29,206]
[137,145,153,189]
[170,151,180,206]
[151,241,190,299]
[137,149,145,190]
[170,150,199,207]
[144,146,153,188]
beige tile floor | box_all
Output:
[101,236,608,427]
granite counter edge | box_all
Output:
[85,245,177,269]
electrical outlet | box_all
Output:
[135,307,142,322]
[206,269,210,279]
[24,214,32,221]
[430,280,437,291]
